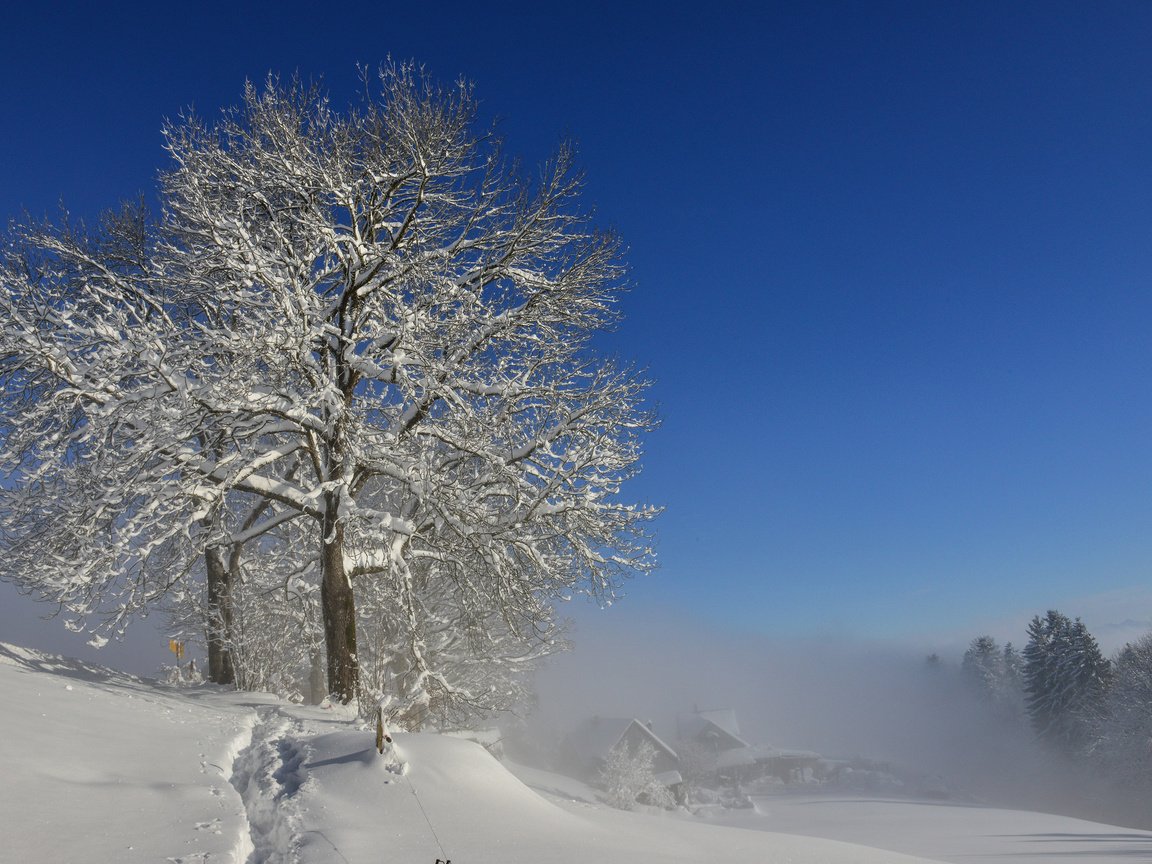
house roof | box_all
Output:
[653,769,684,787]
[677,708,750,750]
[715,745,821,769]
[565,717,679,764]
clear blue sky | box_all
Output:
[4,1,1152,669]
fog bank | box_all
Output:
[525,605,1084,814]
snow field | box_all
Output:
[713,794,1152,864]
[292,731,939,864]
[7,641,1151,864]
[0,643,254,863]
[0,642,939,864]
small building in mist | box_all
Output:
[676,708,750,753]
[716,744,822,784]
[677,707,821,786]
[561,716,682,793]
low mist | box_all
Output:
[518,606,1104,821]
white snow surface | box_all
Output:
[3,641,1151,864]
[0,642,261,864]
[707,795,1152,864]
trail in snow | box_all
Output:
[222,713,259,864]
[229,707,311,864]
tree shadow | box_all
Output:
[786,795,985,809]
[306,747,377,770]
[0,641,145,686]
[977,831,1152,858]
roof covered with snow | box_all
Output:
[677,708,750,750]
[565,716,679,764]
[716,744,822,769]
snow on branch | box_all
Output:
[1,63,658,716]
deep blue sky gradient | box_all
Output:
[4,1,1152,669]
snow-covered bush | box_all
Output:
[598,740,675,811]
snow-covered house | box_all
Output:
[676,708,750,753]
[562,716,682,791]
[716,744,822,784]
[677,708,821,786]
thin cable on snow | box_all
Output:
[405,773,450,863]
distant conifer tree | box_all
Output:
[1022,610,1111,753]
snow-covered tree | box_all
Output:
[961,635,1025,719]
[0,208,299,684]
[599,740,675,810]
[1089,633,1152,800]
[354,559,564,728]
[1,65,658,714]
[165,506,324,698]
[962,636,1002,696]
[156,67,658,707]
[1022,610,1112,753]
[1002,641,1024,690]
[0,205,211,642]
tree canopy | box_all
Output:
[0,65,659,720]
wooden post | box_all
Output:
[375,713,393,754]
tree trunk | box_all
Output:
[205,546,236,685]
[320,503,359,703]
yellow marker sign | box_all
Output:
[168,640,185,661]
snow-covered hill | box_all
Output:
[2,641,1149,864]
[0,642,258,863]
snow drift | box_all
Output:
[4,640,1151,863]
